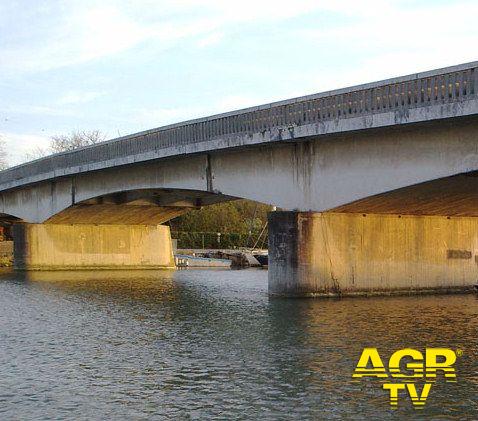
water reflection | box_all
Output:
[0,268,476,419]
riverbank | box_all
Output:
[176,249,267,268]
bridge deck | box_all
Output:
[2,61,478,191]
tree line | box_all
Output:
[169,200,270,249]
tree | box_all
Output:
[169,199,272,248]
[50,130,105,153]
[24,130,106,161]
[0,136,8,170]
[23,146,50,161]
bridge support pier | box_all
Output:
[268,211,478,297]
[13,223,175,270]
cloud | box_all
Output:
[57,91,104,105]
[4,0,469,85]
[301,1,478,91]
[132,93,286,129]
[172,0,386,22]
[1,4,151,75]
[0,0,384,76]
[215,94,284,111]
[195,32,224,48]
[0,92,103,121]
[0,105,75,118]
[133,106,205,128]
[0,132,50,166]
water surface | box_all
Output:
[0,268,476,419]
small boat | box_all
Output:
[174,254,231,268]
[253,253,268,267]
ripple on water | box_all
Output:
[0,268,476,419]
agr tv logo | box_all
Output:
[352,348,459,409]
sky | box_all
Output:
[1,0,477,165]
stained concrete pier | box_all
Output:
[13,224,175,270]
[268,211,478,297]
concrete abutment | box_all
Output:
[268,211,478,297]
[13,223,175,270]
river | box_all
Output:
[0,268,476,419]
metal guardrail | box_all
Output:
[172,231,267,249]
[2,61,478,186]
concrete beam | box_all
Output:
[3,117,478,223]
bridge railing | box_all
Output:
[2,62,478,187]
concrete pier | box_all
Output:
[268,211,478,297]
[13,223,175,270]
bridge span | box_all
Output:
[4,61,478,296]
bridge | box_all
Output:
[4,61,478,296]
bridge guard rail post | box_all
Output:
[268,211,477,297]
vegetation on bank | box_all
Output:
[0,257,12,267]
[169,200,271,249]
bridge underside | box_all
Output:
[45,189,234,224]
[333,172,478,217]
[6,172,478,226]
[10,189,236,271]
[9,170,478,291]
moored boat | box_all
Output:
[253,253,268,267]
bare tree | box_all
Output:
[23,130,106,162]
[50,130,105,153]
[23,146,50,162]
[0,136,9,170]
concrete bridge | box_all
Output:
[4,61,478,296]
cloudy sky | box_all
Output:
[1,0,477,165]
